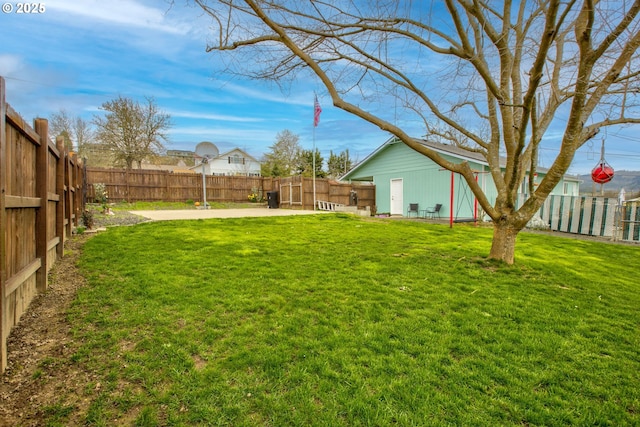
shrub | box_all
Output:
[81,209,95,229]
[93,183,109,213]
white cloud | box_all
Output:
[218,81,315,106]
[169,125,273,139]
[169,110,264,123]
[47,0,190,34]
[0,54,24,75]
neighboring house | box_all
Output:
[341,137,580,219]
[140,159,195,174]
[190,142,261,176]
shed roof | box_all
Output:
[342,136,580,182]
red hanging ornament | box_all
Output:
[591,140,614,184]
[591,163,614,184]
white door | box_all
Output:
[390,178,403,215]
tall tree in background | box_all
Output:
[49,109,94,154]
[327,149,353,179]
[49,110,73,150]
[196,0,640,264]
[297,148,326,178]
[73,116,94,159]
[261,129,303,177]
[93,97,171,170]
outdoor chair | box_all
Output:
[422,203,442,219]
[407,203,420,217]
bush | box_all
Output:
[93,183,109,213]
[81,209,95,229]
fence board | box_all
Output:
[0,78,4,370]
[559,196,572,232]
[591,198,604,236]
[1,77,84,372]
[580,198,594,235]
[569,197,582,234]
[34,119,49,292]
[86,169,375,211]
[549,196,561,230]
[601,199,615,237]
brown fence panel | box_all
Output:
[86,170,281,205]
[273,176,375,210]
[1,77,84,372]
[85,168,129,201]
[351,183,375,210]
[170,173,201,202]
[2,107,39,374]
[85,168,376,211]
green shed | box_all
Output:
[341,137,580,219]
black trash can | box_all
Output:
[267,191,279,209]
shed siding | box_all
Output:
[353,142,495,217]
[344,139,575,218]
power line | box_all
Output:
[2,75,71,90]
[609,133,640,143]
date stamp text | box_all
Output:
[2,3,46,14]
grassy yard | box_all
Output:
[61,215,638,426]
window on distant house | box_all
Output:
[228,154,244,164]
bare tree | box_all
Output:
[195,0,640,263]
[50,109,95,157]
[93,96,171,170]
[261,129,303,176]
[49,110,74,151]
[73,116,94,159]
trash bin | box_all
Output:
[267,191,279,209]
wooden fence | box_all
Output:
[86,168,376,211]
[1,77,84,372]
[85,168,270,204]
[276,175,375,211]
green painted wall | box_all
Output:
[348,142,494,218]
[345,140,578,218]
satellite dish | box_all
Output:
[195,141,219,159]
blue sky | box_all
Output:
[0,0,638,174]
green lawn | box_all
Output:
[65,214,638,426]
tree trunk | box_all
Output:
[488,220,523,265]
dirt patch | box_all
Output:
[0,235,95,427]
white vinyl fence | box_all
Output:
[621,201,640,242]
[533,195,639,242]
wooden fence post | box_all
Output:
[165,170,170,201]
[34,118,49,293]
[125,169,130,201]
[76,159,84,225]
[55,137,65,259]
[65,153,73,238]
[0,76,7,371]
[300,176,305,209]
